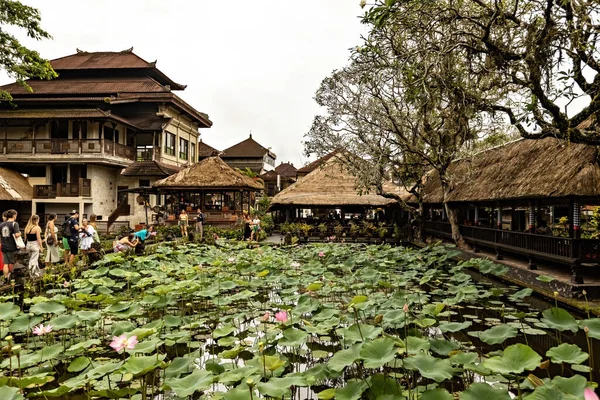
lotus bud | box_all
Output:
[4,335,13,343]
[539,360,550,370]
[553,291,559,297]
[11,344,21,354]
[584,326,590,334]
[403,303,409,313]
[583,289,587,296]
[185,303,192,307]
[374,314,383,325]
[246,378,255,387]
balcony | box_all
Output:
[2,139,135,162]
[33,178,92,199]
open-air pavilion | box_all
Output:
[153,156,264,226]
[421,137,600,283]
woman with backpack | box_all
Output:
[44,213,59,268]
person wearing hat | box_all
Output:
[65,210,80,266]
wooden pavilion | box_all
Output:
[270,154,408,224]
[421,137,600,283]
[153,156,264,226]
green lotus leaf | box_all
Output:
[429,339,460,356]
[338,323,382,344]
[328,343,363,372]
[527,383,576,400]
[421,388,453,400]
[360,338,397,369]
[482,344,541,375]
[571,364,592,373]
[1,344,64,369]
[88,388,138,399]
[47,314,79,330]
[479,324,519,345]
[399,336,431,355]
[414,317,437,328]
[422,303,445,316]
[258,354,287,372]
[460,383,511,400]
[546,343,589,365]
[536,275,555,283]
[551,375,587,398]
[403,354,455,382]
[541,308,579,332]
[30,301,66,315]
[0,386,24,400]
[222,386,254,400]
[75,310,101,323]
[163,369,214,397]
[65,339,101,356]
[257,376,308,398]
[510,288,533,300]
[0,373,55,389]
[336,379,369,400]
[219,366,260,385]
[68,356,90,372]
[439,321,472,333]
[350,295,368,305]
[449,352,478,365]
[317,388,336,400]
[579,318,600,339]
[126,338,163,354]
[110,321,136,336]
[0,303,20,321]
[8,314,43,332]
[213,324,237,338]
[122,354,166,376]
[365,373,404,398]
[164,315,182,327]
[278,327,308,347]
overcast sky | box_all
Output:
[0,0,366,168]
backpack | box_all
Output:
[61,218,72,238]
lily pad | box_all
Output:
[403,354,454,382]
[328,344,363,372]
[482,344,541,375]
[541,308,579,333]
[460,383,511,400]
[359,338,397,369]
[546,343,589,365]
[30,301,66,315]
[164,369,214,397]
[479,324,518,345]
[0,303,20,321]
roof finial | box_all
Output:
[249,130,252,139]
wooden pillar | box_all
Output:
[100,123,105,157]
[32,122,36,155]
[152,132,156,161]
[528,201,535,232]
[474,206,479,225]
[510,203,516,231]
[497,203,502,229]
[573,197,581,239]
[78,121,82,154]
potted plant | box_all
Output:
[317,223,328,238]
[349,223,360,239]
[333,223,344,238]
[299,223,311,241]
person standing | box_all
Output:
[44,213,59,268]
[243,212,252,241]
[24,214,43,278]
[250,216,261,241]
[79,219,95,261]
[66,210,80,267]
[89,214,100,243]
[1,209,21,281]
[0,211,7,277]
[195,208,204,240]
[179,209,188,238]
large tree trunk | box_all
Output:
[441,184,468,249]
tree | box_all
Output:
[364,0,600,144]
[0,0,56,101]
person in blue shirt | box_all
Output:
[133,226,155,255]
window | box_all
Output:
[104,126,120,143]
[139,179,151,187]
[165,133,175,156]
[72,121,88,139]
[179,138,189,160]
[190,142,196,163]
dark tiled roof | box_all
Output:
[198,140,219,158]
[260,170,278,181]
[121,160,182,177]
[0,108,110,119]
[275,162,297,178]
[297,150,339,174]
[221,134,276,158]
[123,114,170,131]
[51,49,154,70]
[1,77,169,96]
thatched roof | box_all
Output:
[422,137,600,203]
[271,156,407,208]
[297,150,339,175]
[0,168,32,201]
[153,156,264,191]
[121,161,182,177]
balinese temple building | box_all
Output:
[421,137,600,284]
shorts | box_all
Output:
[67,239,79,255]
[179,220,188,226]
[2,250,15,266]
[62,237,70,250]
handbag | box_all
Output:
[46,235,55,246]
[14,234,25,249]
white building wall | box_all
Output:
[115,175,161,225]
[88,165,119,220]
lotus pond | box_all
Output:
[0,242,599,400]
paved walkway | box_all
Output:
[264,233,284,244]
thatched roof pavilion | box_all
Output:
[271,155,405,208]
[422,137,600,203]
[154,156,263,191]
[0,167,33,201]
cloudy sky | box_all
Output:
[0,0,366,168]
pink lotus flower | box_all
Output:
[33,324,53,336]
[110,334,138,353]
[318,251,325,257]
[403,303,409,313]
[63,280,70,288]
[585,388,599,400]
[275,311,288,323]
[261,312,270,322]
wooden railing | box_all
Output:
[425,221,600,263]
[1,139,134,160]
[33,178,92,199]
[107,203,131,233]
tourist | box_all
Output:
[1,209,21,281]
[24,214,43,278]
[113,234,138,253]
[62,214,70,265]
[179,209,188,238]
[195,208,205,239]
[65,210,80,267]
[0,211,6,277]
[250,215,261,241]
[243,212,252,240]
[133,225,155,254]
[79,219,95,258]
[89,214,100,243]
[44,213,60,268]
